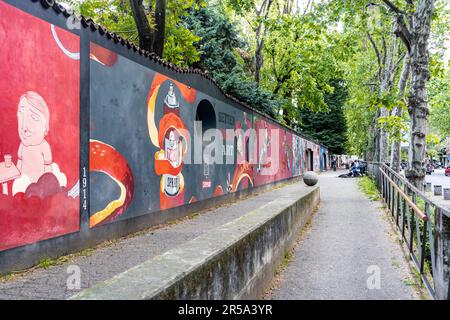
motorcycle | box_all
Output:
[338,166,362,178]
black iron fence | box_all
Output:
[365,162,450,300]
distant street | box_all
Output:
[397,168,450,211]
[424,168,450,211]
[425,169,450,190]
[399,168,450,190]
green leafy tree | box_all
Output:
[261,9,342,126]
[429,68,450,137]
[184,5,281,116]
[71,0,201,66]
[298,79,348,155]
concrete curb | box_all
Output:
[70,185,320,300]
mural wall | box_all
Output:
[0,1,80,251]
[0,0,328,254]
[320,146,329,172]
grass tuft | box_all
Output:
[357,176,381,201]
[38,258,52,269]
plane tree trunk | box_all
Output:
[381,0,435,189]
[367,25,400,164]
[390,54,411,172]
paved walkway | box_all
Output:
[271,170,421,300]
[0,180,307,300]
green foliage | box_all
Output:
[184,5,281,116]
[345,103,376,157]
[298,79,348,154]
[261,13,339,115]
[377,115,408,142]
[38,258,52,269]
[332,0,450,157]
[76,0,138,36]
[62,0,449,157]
[357,176,380,201]
[163,0,203,66]
[426,133,441,146]
[429,68,450,137]
[225,0,254,15]
[341,35,378,157]
[72,0,201,66]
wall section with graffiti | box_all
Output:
[0,0,80,251]
[0,0,329,262]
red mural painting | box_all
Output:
[88,44,134,228]
[89,140,134,227]
[90,42,118,67]
[147,75,195,210]
[230,114,253,192]
[0,2,80,251]
[253,118,292,187]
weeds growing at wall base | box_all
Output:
[358,177,381,201]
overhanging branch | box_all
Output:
[378,0,412,52]
[394,15,412,52]
[380,0,406,15]
[367,32,383,81]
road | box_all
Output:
[398,168,450,190]
[425,168,450,190]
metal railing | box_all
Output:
[365,162,450,300]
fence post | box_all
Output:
[434,208,450,300]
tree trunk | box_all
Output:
[255,39,264,85]
[129,0,154,52]
[253,0,273,85]
[152,0,166,57]
[390,54,411,172]
[404,0,434,189]
[375,28,397,164]
[374,109,382,162]
[378,107,390,163]
[367,123,377,162]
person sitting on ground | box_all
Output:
[349,160,361,176]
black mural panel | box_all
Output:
[88,43,260,227]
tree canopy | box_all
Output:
[63,0,450,185]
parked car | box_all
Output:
[425,163,434,175]
[445,166,450,177]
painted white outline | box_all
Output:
[51,24,80,60]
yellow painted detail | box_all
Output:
[147,85,160,148]
[90,177,126,227]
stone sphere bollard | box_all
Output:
[303,171,318,186]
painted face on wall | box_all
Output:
[17,95,49,147]
[165,128,180,166]
[168,131,176,149]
